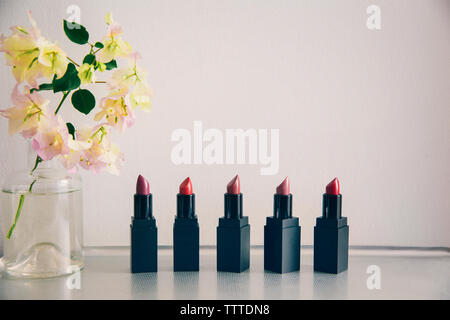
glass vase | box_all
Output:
[0,153,84,279]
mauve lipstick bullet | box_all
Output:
[264,177,301,273]
[136,174,150,196]
[217,175,250,273]
[130,175,157,273]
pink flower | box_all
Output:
[0,11,67,86]
[130,81,152,111]
[94,86,135,131]
[76,126,124,174]
[32,114,69,161]
[108,52,152,112]
[59,135,92,172]
[96,13,131,63]
[0,84,49,137]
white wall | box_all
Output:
[0,0,449,248]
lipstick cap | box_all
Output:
[264,217,300,273]
[130,218,157,273]
[314,223,349,274]
[173,217,199,271]
[217,217,250,273]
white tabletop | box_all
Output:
[0,247,448,300]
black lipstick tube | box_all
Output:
[314,193,349,274]
[173,193,199,271]
[217,193,250,273]
[130,193,157,273]
[264,194,301,273]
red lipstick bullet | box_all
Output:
[179,177,193,195]
[217,174,250,273]
[131,174,157,273]
[314,177,349,274]
[325,177,339,195]
[174,176,199,271]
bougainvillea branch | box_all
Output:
[0,11,152,238]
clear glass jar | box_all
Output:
[0,156,84,279]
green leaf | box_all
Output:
[63,20,89,45]
[66,122,75,139]
[104,59,117,70]
[94,42,104,49]
[30,83,53,93]
[53,63,81,92]
[83,54,96,65]
[71,89,96,115]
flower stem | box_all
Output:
[55,91,70,115]
[31,156,43,173]
[6,156,41,240]
[8,88,71,239]
[67,57,80,67]
[6,194,25,239]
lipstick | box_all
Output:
[130,174,157,273]
[264,177,301,273]
[314,177,349,274]
[173,177,199,271]
[217,175,250,273]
